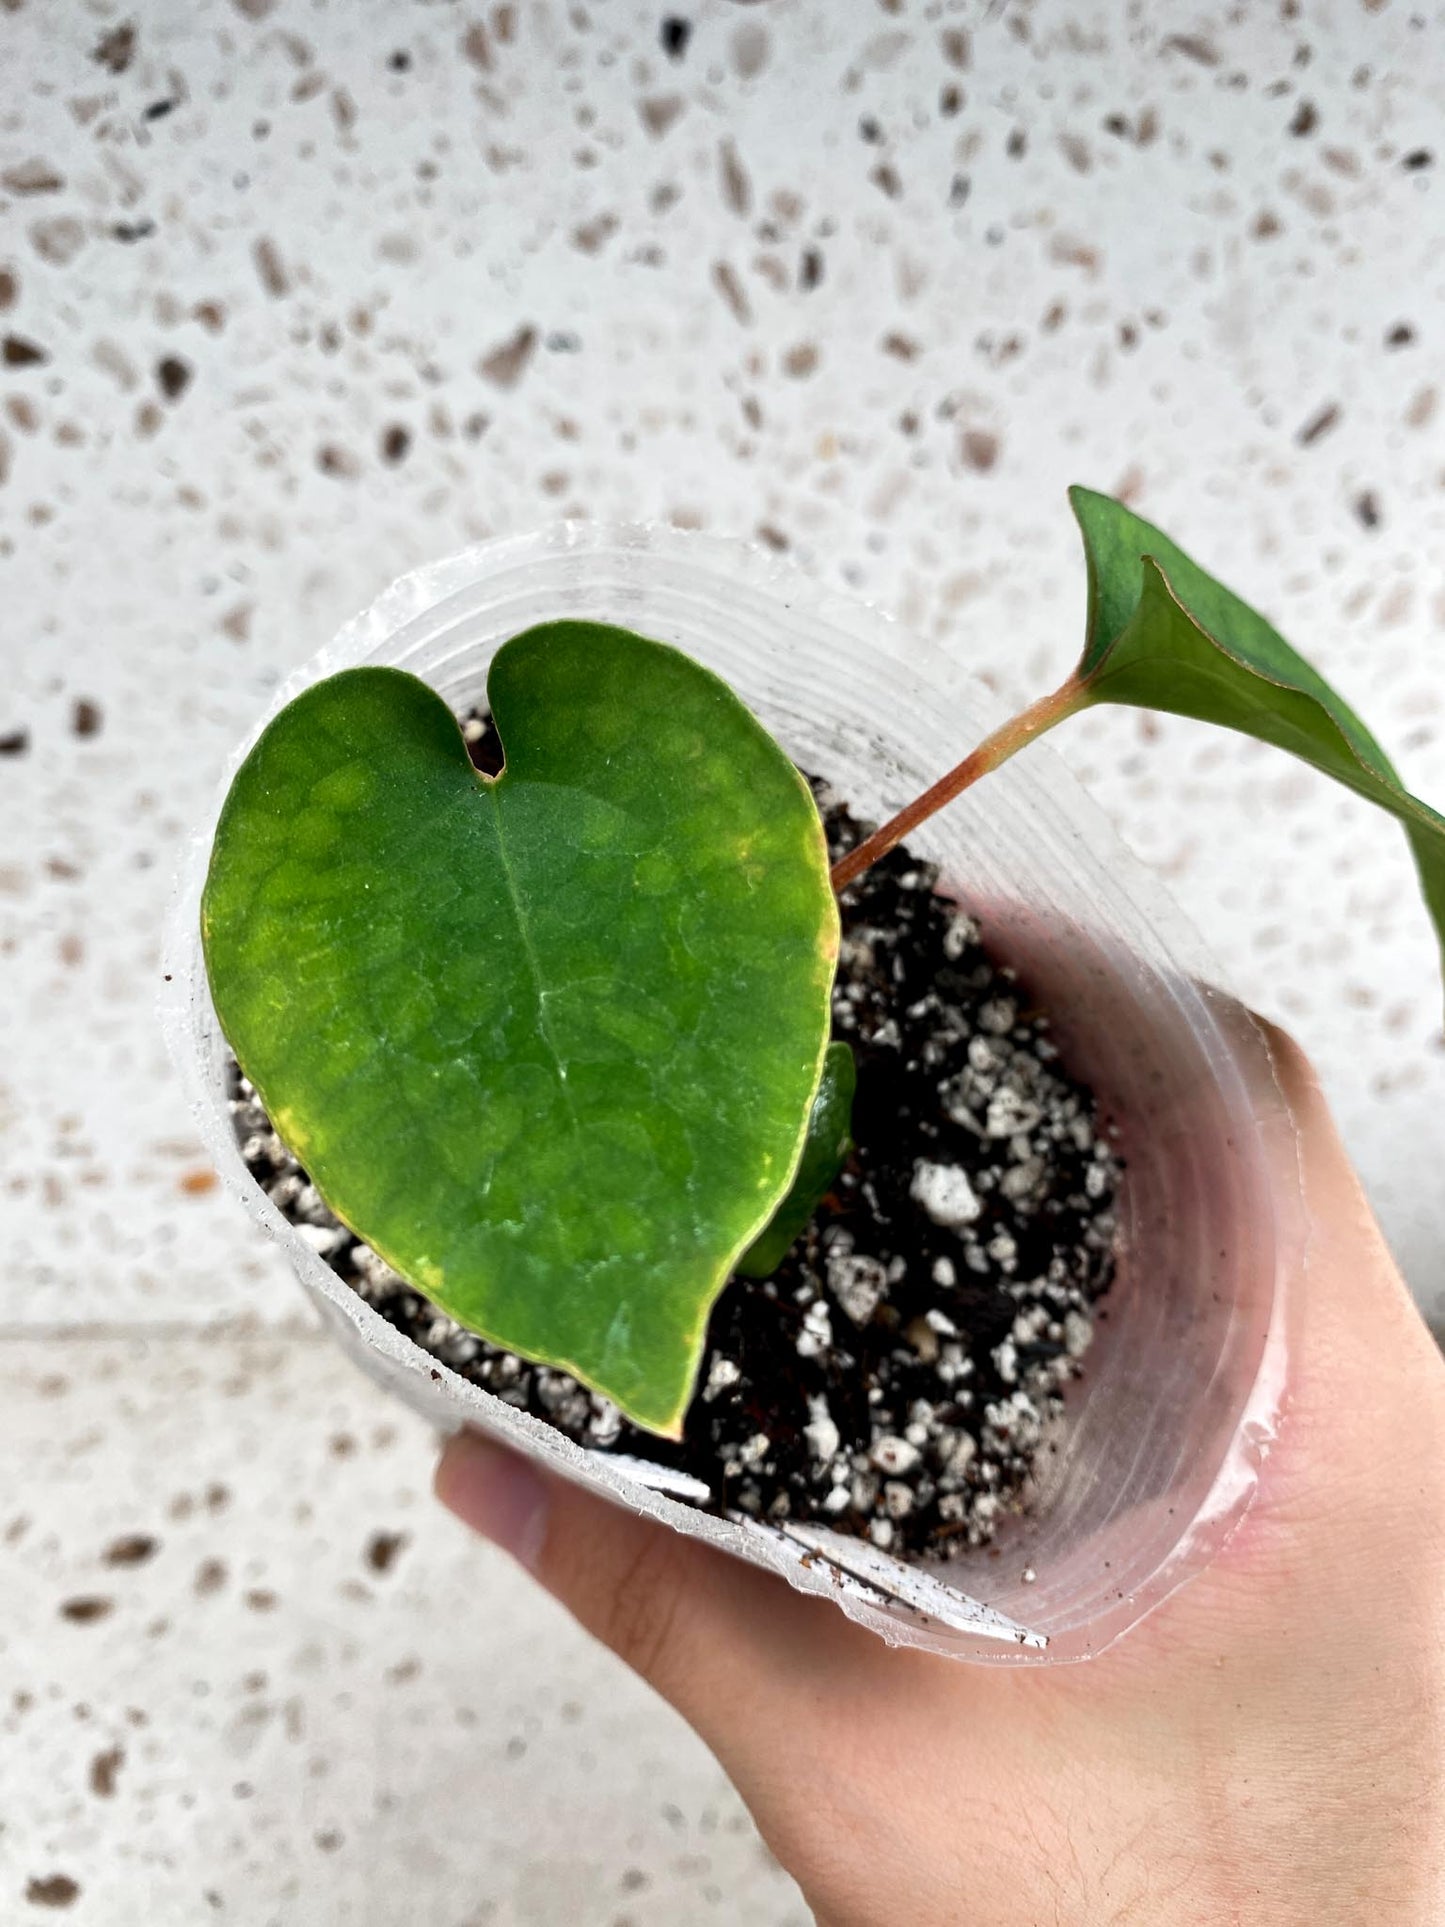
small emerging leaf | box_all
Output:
[1069,487,1445,995]
[202,624,839,1436]
[736,1041,856,1278]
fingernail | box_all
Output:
[435,1431,550,1571]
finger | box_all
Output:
[434,1429,867,1764]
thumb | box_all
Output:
[434,1429,861,1757]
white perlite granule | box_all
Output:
[909,1159,982,1228]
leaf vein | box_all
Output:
[488,783,580,1129]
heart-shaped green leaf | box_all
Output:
[1068,487,1445,988]
[202,623,839,1435]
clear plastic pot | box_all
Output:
[162,526,1303,1665]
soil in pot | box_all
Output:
[226,710,1122,1563]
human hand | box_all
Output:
[436,1024,1445,1927]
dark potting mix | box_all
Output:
[227,711,1121,1562]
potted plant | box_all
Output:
[164,493,1444,1663]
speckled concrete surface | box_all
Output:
[1,1334,808,1926]
[3,2,1443,1920]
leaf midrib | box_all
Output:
[486,776,580,1129]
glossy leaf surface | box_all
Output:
[202,624,839,1435]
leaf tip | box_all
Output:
[1065,481,1106,521]
[616,1371,691,1442]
